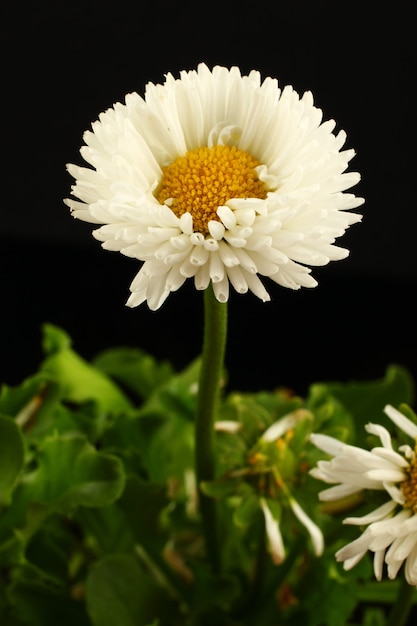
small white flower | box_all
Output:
[289,496,324,557]
[260,497,286,564]
[260,494,323,564]
[261,408,312,442]
[310,404,417,585]
[65,63,363,310]
[258,409,323,561]
[214,420,242,433]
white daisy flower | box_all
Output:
[65,63,364,310]
[310,404,417,585]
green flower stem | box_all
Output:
[387,574,416,626]
[195,284,228,573]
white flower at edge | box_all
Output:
[310,404,417,585]
[65,63,363,310]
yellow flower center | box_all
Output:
[154,145,268,235]
[402,450,417,511]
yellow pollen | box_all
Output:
[154,145,268,235]
[402,448,417,511]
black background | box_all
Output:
[1,0,416,398]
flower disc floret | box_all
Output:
[65,63,364,310]
[155,145,268,236]
[402,448,417,511]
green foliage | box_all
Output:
[40,324,133,413]
[309,364,415,446]
[0,324,416,625]
[0,415,25,505]
[93,347,174,400]
[26,432,126,512]
[85,553,177,626]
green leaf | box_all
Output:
[145,413,194,484]
[41,323,72,354]
[232,492,260,529]
[117,475,168,547]
[190,567,241,614]
[7,565,90,626]
[85,553,177,626]
[0,374,50,423]
[139,357,200,422]
[362,607,387,626]
[309,365,415,446]
[24,515,79,586]
[201,475,245,499]
[40,326,132,413]
[314,364,414,422]
[0,377,95,445]
[307,391,355,447]
[75,504,136,556]
[29,432,125,513]
[93,347,174,400]
[288,559,359,626]
[0,414,25,504]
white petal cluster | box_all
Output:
[310,405,417,585]
[65,63,363,309]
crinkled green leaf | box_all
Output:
[85,553,177,626]
[190,568,241,613]
[28,433,125,513]
[40,325,132,413]
[1,378,95,446]
[0,414,25,504]
[117,475,168,547]
[0,374,51,421]
[7,564,90,626]
[287,559,359,626]
[309,365,415,446]
[0,592,22,626]
[307,392,354,446]
[40,348,132,412]
[99,359,201,478]
[75,504,136,556]
[232,492,260,529]
[24,515,78,586]
[138,358,200,422]
[0,532,24,570]
[0,374,106,448]
[362,607,387,626]
[41,323,73,354]
[145,412,194,484]
[93,347,174,400]
[201,475,245,499]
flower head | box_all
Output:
[65,63,363,310]
[310,404,417,585]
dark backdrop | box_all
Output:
[1,0,416,397]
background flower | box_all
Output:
[310,404,417,585]
[65,64,363,309]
